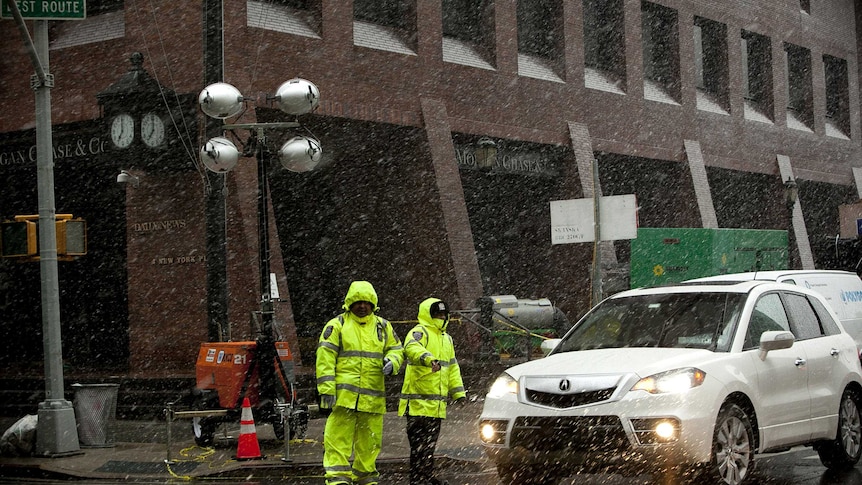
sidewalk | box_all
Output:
[0,399,489,481]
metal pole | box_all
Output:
[203,0,229,342]
[591,158,602,306]
[30,18,79,456]
[164,404,175,464]
[787,199,796,269]
[255,128,277,408]
[279,403,292,462]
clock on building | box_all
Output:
[111,113,135,148]
[141,112,165,148]
[97,53,196,165]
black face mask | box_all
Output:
[432,314,449,331]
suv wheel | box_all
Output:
[708,403,754,485]
[816,388,862,470]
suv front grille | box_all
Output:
[525,386,615,408]
[510,415,628,452]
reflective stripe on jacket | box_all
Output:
[398,297,466,419]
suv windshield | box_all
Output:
[554,292,745,353]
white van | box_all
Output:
[687,270,862,347]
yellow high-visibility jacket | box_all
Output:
[398,297,466,419]
[316,281,404,414]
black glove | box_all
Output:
[320,394,336,410]
[451,397,466,407]
[382,358,394,376]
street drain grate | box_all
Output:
[95,460,199,474]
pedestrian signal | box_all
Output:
[56,218,87,256]
[0,215,87,260]
[0,220,37,257]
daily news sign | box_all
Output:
[1,0,86,20]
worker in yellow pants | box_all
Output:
[323,407,384,484]
[317,281,404,485]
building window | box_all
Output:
[741,30,773,123]
[583,0,625,93]
[353,0,417,54]
[86,0,123,15]
[641,1,680,104]
[354,0,413,31]
[824,54,850,139]
[517,0,563,82]
[442,0,495,70]
[693,16,728,113]
[248,0,322,38]
[784,42,813,131]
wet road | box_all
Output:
[2,446,862,484]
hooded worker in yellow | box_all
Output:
[316,280,404,485]
[398,297,466,485]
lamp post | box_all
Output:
[198,79,322,413]
[6,1,80,456]
[784,176,799,269]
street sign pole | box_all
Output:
[592,158,602,306]
[4,0,81,455]
[34,19,80,457]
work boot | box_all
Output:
[428,478,449,485]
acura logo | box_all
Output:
[559,379,570,392]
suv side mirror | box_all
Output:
[758,330,795,361]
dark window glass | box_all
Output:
[784,292,822,340]
[556,293,744,353]
[745,293,790,350]
[642,1,680,98]
[517,0,562,59]
[741,30,773,117]
[824,55,850,135]
[694,16,728,109]
[809,296,841,336]
[354,0,413,30]
[87,0,123,14]
[784,42,813,126]
[584,0,625,78]
[443,0,490,45]
[273,0,310,8]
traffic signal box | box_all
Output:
[0,214,87,261]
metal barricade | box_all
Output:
[163,403,228,464]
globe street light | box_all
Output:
[198,79,322,420]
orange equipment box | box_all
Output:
[195,341,294,409]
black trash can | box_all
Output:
[72,383,119,448]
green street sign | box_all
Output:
[1,0,86,20]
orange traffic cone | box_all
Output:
[236,397,263,460]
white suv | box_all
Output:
[479,280,862,485]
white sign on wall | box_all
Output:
[550,195,638,245]
[270,273,281,300]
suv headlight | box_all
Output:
[631,368,706,394]
[488,373,518,398]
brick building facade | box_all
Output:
[0,1,860,386]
